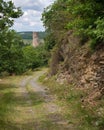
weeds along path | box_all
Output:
[0,69,73,130]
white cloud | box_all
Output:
[30,22,36,26]
[5,0,54,31]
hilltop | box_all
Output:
[18,31,46,45]
[18,31,46,40]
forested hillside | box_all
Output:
[18,31,46,40]
[18,31,46,45]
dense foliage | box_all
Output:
[0,0,25,75]
[23,45,49,70]
[18,31,46,40]
[42,0,70,50]
[0,30,26,75]
[0,0,22,30]
[0,0,48,76]
[67,0,104,48]
[42,0,104,49]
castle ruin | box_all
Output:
[32,32,39,47]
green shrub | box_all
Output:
[23,44,49,70]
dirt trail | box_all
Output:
[19,70,73,130]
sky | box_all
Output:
[6,0,54,32]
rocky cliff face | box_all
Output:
[52,32,104,104]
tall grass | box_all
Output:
[0,83,18,129]
[39,75,104,130]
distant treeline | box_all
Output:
[18,31,46,40]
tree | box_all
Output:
[42,0,71,59]
[67,0,104,48]
[42,0,104,49]
[0,30,26,75]
[23,45,49,70]
[0,0,22,30]
[0,0,24,75]
[41,0,104,75]
[42,0,70,40]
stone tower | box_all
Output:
[32,32,39,47]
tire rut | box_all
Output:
[19,72,73,130]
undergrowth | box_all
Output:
[39,74,104,130]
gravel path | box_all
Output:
[19,70,73,130]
